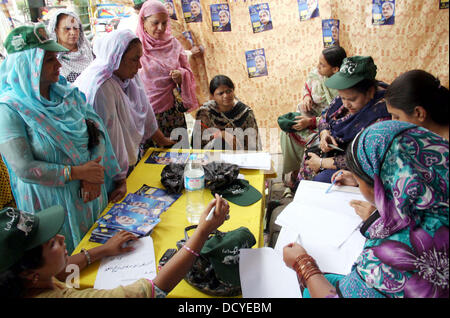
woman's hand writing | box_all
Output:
[197,194,230,236]
[331,170,358,186]
[283,242,307,269]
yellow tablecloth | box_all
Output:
[72,148,266,298]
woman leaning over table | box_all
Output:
[47,9,94,83]
[297,56,391,185]
[75,29,175,203]
[0,24,121,254]
[137,0,199,148]
[385,69,449,141]
[284,120,449,298]
[0,194,229,298]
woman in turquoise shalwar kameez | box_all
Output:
[0,24,121,253]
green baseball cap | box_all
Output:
[4,23,69,54]
[211,179,262,206]
[134,0,147,5]
[278,112,301,133]
[0,206,65,272]
[201,227,256,285]
[325,56,377,90]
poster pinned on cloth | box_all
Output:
[372,0,395,25]
[440,0,449,9]
[163,0,177,20]
[248,3,273,33]
[210,3,231,32]
[245,48,268,78]
[297,0,320,21]
[181,0,203,23]
[322,19,340,48]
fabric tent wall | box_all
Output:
[168,0,449,152]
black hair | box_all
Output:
[0,245,44,298]
[322,46,347,68]
[123,38,142,57]
[385,70,449,125]
[134,3,144,11]
[345,137,374,187]
[209,75,235,95]
[349,78,378,95]
[55,13,69,29]
[85,119,100,150]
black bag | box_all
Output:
[203,162,240,191]
[169,225,256,297]
[161,162,240,194]
[160,163,186,194]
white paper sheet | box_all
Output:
[276,180,365,247]
[220,152,271,170]
[94,236,157,290]
[274,221,366,275]
[239,247,302,298]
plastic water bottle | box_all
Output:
[184,160,205,224]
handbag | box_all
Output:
[170,225,256,297]
[173,86,188,113]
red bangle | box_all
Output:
[183,245,200,257]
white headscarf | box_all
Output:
[47,9,94,82]
[74,29,158,177]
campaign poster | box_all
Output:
[245,48,268,78]
[322,19,340,48]
[249,3,273,33]
[163,0,177,20]
[181,0,202,23]
[440,0,449,9]
[297,0,320,21]
[372,0,395,25]
[210,3,231,32]
[182,31,195,46]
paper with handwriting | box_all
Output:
[94,236,157,290]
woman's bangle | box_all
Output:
[183,245,200,257]
[293,254,322,288]
[81,248,92,266]
[63,165,72,182]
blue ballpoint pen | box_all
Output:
[325,171,343,193]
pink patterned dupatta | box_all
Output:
[136,0,198,114]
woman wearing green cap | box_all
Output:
[0,24,123,253]
[0,194,229,298]
[296,56,391,185]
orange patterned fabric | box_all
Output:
[164,0,448,150]
[0,156,14,208]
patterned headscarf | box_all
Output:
[0,47,120,178]
[338,120,449,298]
[47,9,94,82]
[350,120,449,238]
[136,0,198,114]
